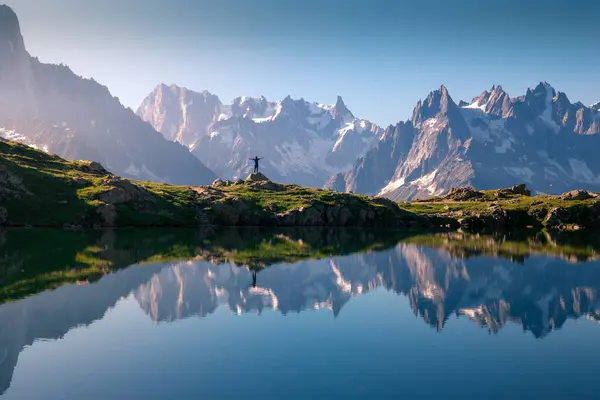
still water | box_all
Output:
[1,228,600,399]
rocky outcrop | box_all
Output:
[245,172,269,182]
[446,187,483,201]
[97,177,155,205]
[79,161,108,175]
[454,205,525,231]
[543,203,600,230]
[560,190,597,201]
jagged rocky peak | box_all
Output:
[465,84,512,116]
[411,85,460,127]
[553,91,572,118]
[0,5,25,57]
[331,95,354,121]
[280,94,295,108]
[555,91,570,106]
[525,81,557,106]
[590,101,600,112]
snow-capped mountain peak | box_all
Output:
[138,88,382,187]
[411,85,455,126]
[327,81,600,200]
[330,95,355,122]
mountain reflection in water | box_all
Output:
[1,227,600,396]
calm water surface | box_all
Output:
[1,228,600,399]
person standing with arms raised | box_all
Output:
[249,156,263,174]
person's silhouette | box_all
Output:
[249,156,263,174]
[252,270,257,288]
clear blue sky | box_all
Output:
[6,0,600,126]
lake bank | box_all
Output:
[2,139,600,231]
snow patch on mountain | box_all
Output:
[411,169,440,194]
[0,127,26,143]
[464,101,486,112]
[379,177,406,196]
[538,84,561,132]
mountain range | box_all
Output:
[0,5,215,185]
[140,81,600,199]
[138,84,381,187]
[326,83,600,200]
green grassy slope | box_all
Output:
[2,138,600,230]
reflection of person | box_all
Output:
[249,156,263,173]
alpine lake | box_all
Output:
[1,227,600,399]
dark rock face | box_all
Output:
[324,121,416,195]
[0,5,25,58]
[329,82,600,201]
[0,6,217,186]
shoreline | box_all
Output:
[2,140,600,232]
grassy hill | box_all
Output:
[0,139,431,228]
[1,138,600,230]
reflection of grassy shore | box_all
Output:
[405,230,600,263]
[0,140,425,228]
[0,227,411,303]
[2,227,600,305]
